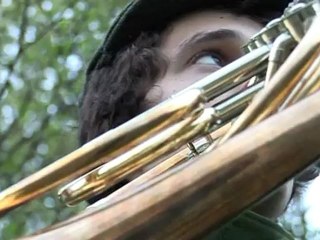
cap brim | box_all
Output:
[87,0,291,75]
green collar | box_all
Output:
[203,211,294,240]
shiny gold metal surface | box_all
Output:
[24,91,320,240]
[1,1,320,239]
[280,53,320,108]
[57,0,320,209]
[0,32,271,214]
[59,81,264,205]
[265,33,294,84]
[0,89,205,215]
[219,14,320,144]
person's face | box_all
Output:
[144,11,262,106]
[141,11,294,219]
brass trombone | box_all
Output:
[1,0,320,239]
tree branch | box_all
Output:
[0,0,30,99]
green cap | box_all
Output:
[86,0,292,77]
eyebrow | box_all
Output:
[178,29,242,53]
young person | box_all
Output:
[78,0,317,238]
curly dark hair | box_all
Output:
[79,1,319,204]
[79,33,166,144]
[79,1,289,145]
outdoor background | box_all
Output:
[0,0,128,239]
[0,0,319,239]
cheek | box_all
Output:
[145,65,221,107]
[159,66,221,99]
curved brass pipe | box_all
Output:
[219,14,320,144]
[59,81,264,205]
[23,91,320,240]
[0,89,205,215]
[1,3,320,240]
[0,44,269,215]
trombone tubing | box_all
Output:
[219,15,320,144]
[0,89,204,215]
[23,90,320,240]
[0,43,270,215]
[59,81,264,206]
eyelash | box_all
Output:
[189,49,224,66]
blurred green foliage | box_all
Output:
[1,0,320,240]
[0,0,127,239]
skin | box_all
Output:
[145,11,261,106]
[143,11,294,219]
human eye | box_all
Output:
[190,51,223,67]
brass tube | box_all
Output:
[283,3,308,42]
[0,89,204,215]
[59,82,263,205]
[86,124,232,211]
[265,33,295,84]
[280,53,320,108]
[0,35,272,214]
[0,44,270,214]
[219,16,320,144]
[211,81,264,128]
[1,2,318,232]
[178,45,269,101]
[59,109,215,205]
[23,91,320,240]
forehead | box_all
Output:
[160,10,263,53]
